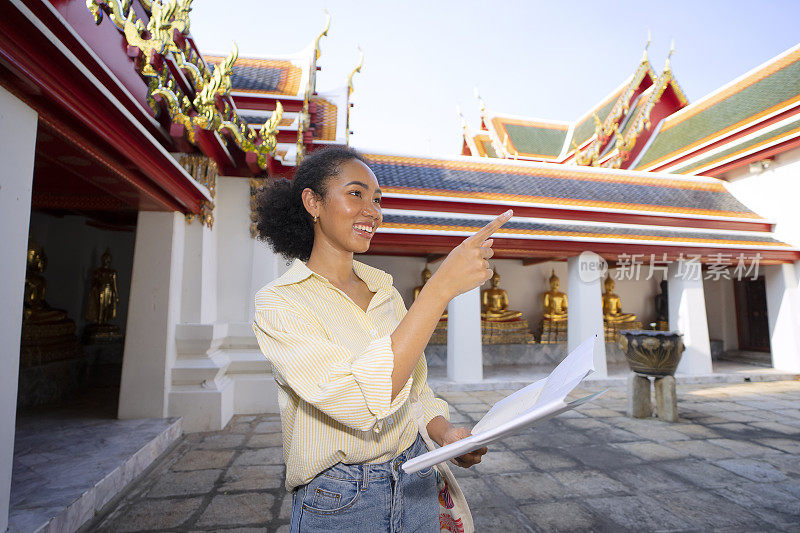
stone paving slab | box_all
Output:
[87,380,800,532]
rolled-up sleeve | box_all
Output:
[253,302,413,432]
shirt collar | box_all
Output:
[273,257,393,292]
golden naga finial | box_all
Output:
[346,47,363,146]
[456,104,469,133]
[474,86,486,115]
[88,0,279,179]
[260,101,283,150]
[664,38,675,71]
[641,29,651,63]
[314,10,331,61]
[613,123,625,147]
[347,47,364,97]
[592,112,603,137]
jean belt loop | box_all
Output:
[361,463,369,491]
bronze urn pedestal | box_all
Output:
[618,330,685,422]
[618,330,685,376]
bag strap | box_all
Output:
[409,391,474,532]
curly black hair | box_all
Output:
[253,146,369,261]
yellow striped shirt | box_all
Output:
[253,258,449,491]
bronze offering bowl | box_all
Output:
[618,330,685,376]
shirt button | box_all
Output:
[369,330,378,338]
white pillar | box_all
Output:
[0,86,37,533]
[216,177,256,323]
[447,287,482,382]
[213,177,283,418]
[567,253,607,377]
[668,263,713,374]
[181,220,217,324]
[118,211,185,419]
[249,242,290,320]
[169,209,235,432]
[764,262,800,372]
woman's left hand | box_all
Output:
[441,426,487,468]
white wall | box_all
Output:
[0,85,38,533]
[357,255,660,326]
[216,177,257,324]
[607,270,662,326]
[357,255,571,323]
[724,146,800,248]
[27,212,136,334]
[703,278,739,351]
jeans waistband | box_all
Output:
[317,435,426,482]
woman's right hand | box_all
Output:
[430,209,513,299]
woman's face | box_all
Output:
[311,158,383,255]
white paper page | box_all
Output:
[471,378,546,435]
[403,390,606,474]
[402,335,601,474]
[537,335,597,407]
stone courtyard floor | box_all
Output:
[86,379,800,532]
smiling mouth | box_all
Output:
[353,224,374,239]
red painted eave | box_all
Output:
[231,94,306,114]
[1,0,209,213]
[367,233,799,264]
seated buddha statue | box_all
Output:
[23,240,68,325]
[602,276,637,323]
[414,266,446,319]
[542,270,568,321]
[481,270,522,322]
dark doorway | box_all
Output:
[733,277,771,352]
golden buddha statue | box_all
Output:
[86,249,119,325]
[481,270,522,322]
[602,276,637,323]
[413,265,447,320]
[542,270,568,321]
[413,266,432,301]
[415,265,447,344]
[23,239,68,324]
[85,249,122,342]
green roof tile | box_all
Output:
[479,139,498,158]
[504,124,567,157]
[572,94,619,146]
[673,116,800,174]
[637,59,800,168]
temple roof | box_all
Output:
[366,153,758,219]
[634,44,800,172]
[486,114,570,159]
[363,153,797,261]
[666,113,800,175]
[203,55,309,98]
[471,132,498,158]
[570,82,629,148]
[310,96,338,141]
[469,51,689,169]
[379,211,784,249]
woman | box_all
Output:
[252,146,512,532]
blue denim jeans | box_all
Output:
[290,435,439,532]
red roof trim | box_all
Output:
[651,106,800,173]
[367,233,799,263]
[1,0,207,212]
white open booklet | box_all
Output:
[403,335,606,474]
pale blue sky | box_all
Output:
[190,1,800,156]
